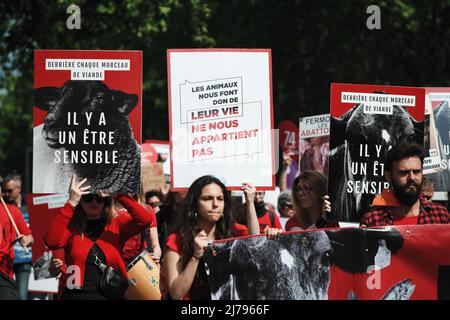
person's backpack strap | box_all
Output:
[268,209,275,227]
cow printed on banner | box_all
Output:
[203,226,450,300]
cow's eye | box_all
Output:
[321,251,331,267]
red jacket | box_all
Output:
[0,203,31,278]
[44,195,152,288]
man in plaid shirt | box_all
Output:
[361,140,449,227]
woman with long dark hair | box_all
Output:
[161,175,260,300]
[286,170,338,231]
[44,175,152,300]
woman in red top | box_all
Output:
[286,170,339,231]
[44,175,151,300]
[161,175,260,300]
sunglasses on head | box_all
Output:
[81,194,105,203]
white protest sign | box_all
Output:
[168,49,275,190]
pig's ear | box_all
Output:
[34,87,60,111]
[112,90,138,115]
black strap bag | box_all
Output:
[92,253,129,300]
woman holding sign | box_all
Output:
[44,175,152,300]
[161,175,260,300]
[286,170,339,231]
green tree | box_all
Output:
[0,0,214,190]
[1,0,450,191]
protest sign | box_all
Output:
[278,120,299,160]
[26,193,68,285]
[141,163,166,195]
[426,88,450,191]
[278,120,299,190]
[328,84,425,222]
[298,114,330,176]
[144,140,171,185]
[204,225,450,300]
[167,49,275,190]
[423,92,443,175]
[33,50,142,194]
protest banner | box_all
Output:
[328,84,425,222]
[33,50,142,194]
[426,88,450,192]
[167,49,275,190]
[298,114,330,176]
[204,225,450,300]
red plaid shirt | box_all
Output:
[360,196,449,227]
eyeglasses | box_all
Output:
[2,189,14,193]
[282,204,294,209]
[423,195,433,201]
[81,194,105,203]
[296,187,313,195]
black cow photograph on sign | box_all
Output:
[33,50,142,194]
[328,84,425,222]
[203,225,450,300]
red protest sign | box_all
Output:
[278,120,299,160]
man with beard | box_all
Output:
[360,140,448,227]
[254,190,282,233]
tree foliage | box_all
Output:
[1,0,449,190]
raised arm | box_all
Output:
[115,195,152,241]
[162,231,208,300]
[242,183,260,235]
[44,175,90,249]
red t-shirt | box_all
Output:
[285,216,339,231]
[0,204,31,279]
[165,223,248,300]
[285,217,301,231]
[393,215,419,225]
[257,210,282,233]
